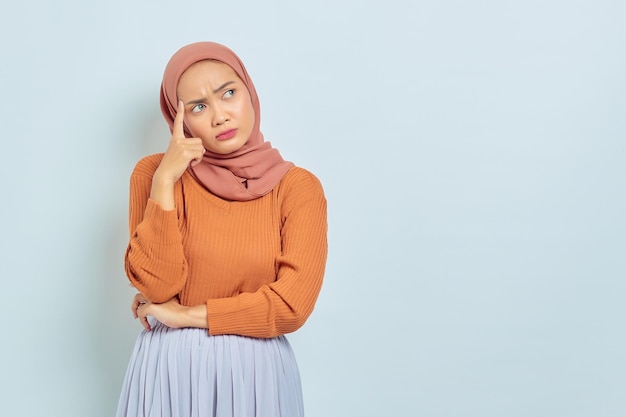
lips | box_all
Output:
[216,128,238,141]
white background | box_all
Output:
[1,1,624,416]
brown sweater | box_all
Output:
[124,154,328,338]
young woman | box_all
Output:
[115,42,328,417]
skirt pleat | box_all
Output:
[116,321,304,417]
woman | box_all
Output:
[115,42,328,417]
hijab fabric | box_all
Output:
[160,42,293,201]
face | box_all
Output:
[176,60,255,155]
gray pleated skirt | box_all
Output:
[115,320,304,417]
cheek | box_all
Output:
[183,118,204,138]
[182,118,195,136]
[243,101,255,128]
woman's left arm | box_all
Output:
[206,173,328,338]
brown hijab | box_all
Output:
[160,42,293,201]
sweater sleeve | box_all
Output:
[206,169,328,338]
[124,155,189,303]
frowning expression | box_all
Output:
[176,60,255,155]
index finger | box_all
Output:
[173,100,186,138]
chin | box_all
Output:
[210,143,244,155]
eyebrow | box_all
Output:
[185,81,236,105]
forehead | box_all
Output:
[177,60,242,92]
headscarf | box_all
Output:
[160,41,294,201]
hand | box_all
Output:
[155,100,206,185]
[150,101,205,209]
[132,293,189,331]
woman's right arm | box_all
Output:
[124,158,188,303]
[125,102,205,303]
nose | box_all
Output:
[212,104,229,126]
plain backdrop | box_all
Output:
[1,1,624,416]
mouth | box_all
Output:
[216,128,238,141]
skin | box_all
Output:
[177,60,255,156]
[133,60,256,332]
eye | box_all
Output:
[223,89,235,99]
[191,103,206,113]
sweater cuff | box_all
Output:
[206,297,239,335]
[206,296,269,337]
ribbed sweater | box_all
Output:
[124,154,328,338]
